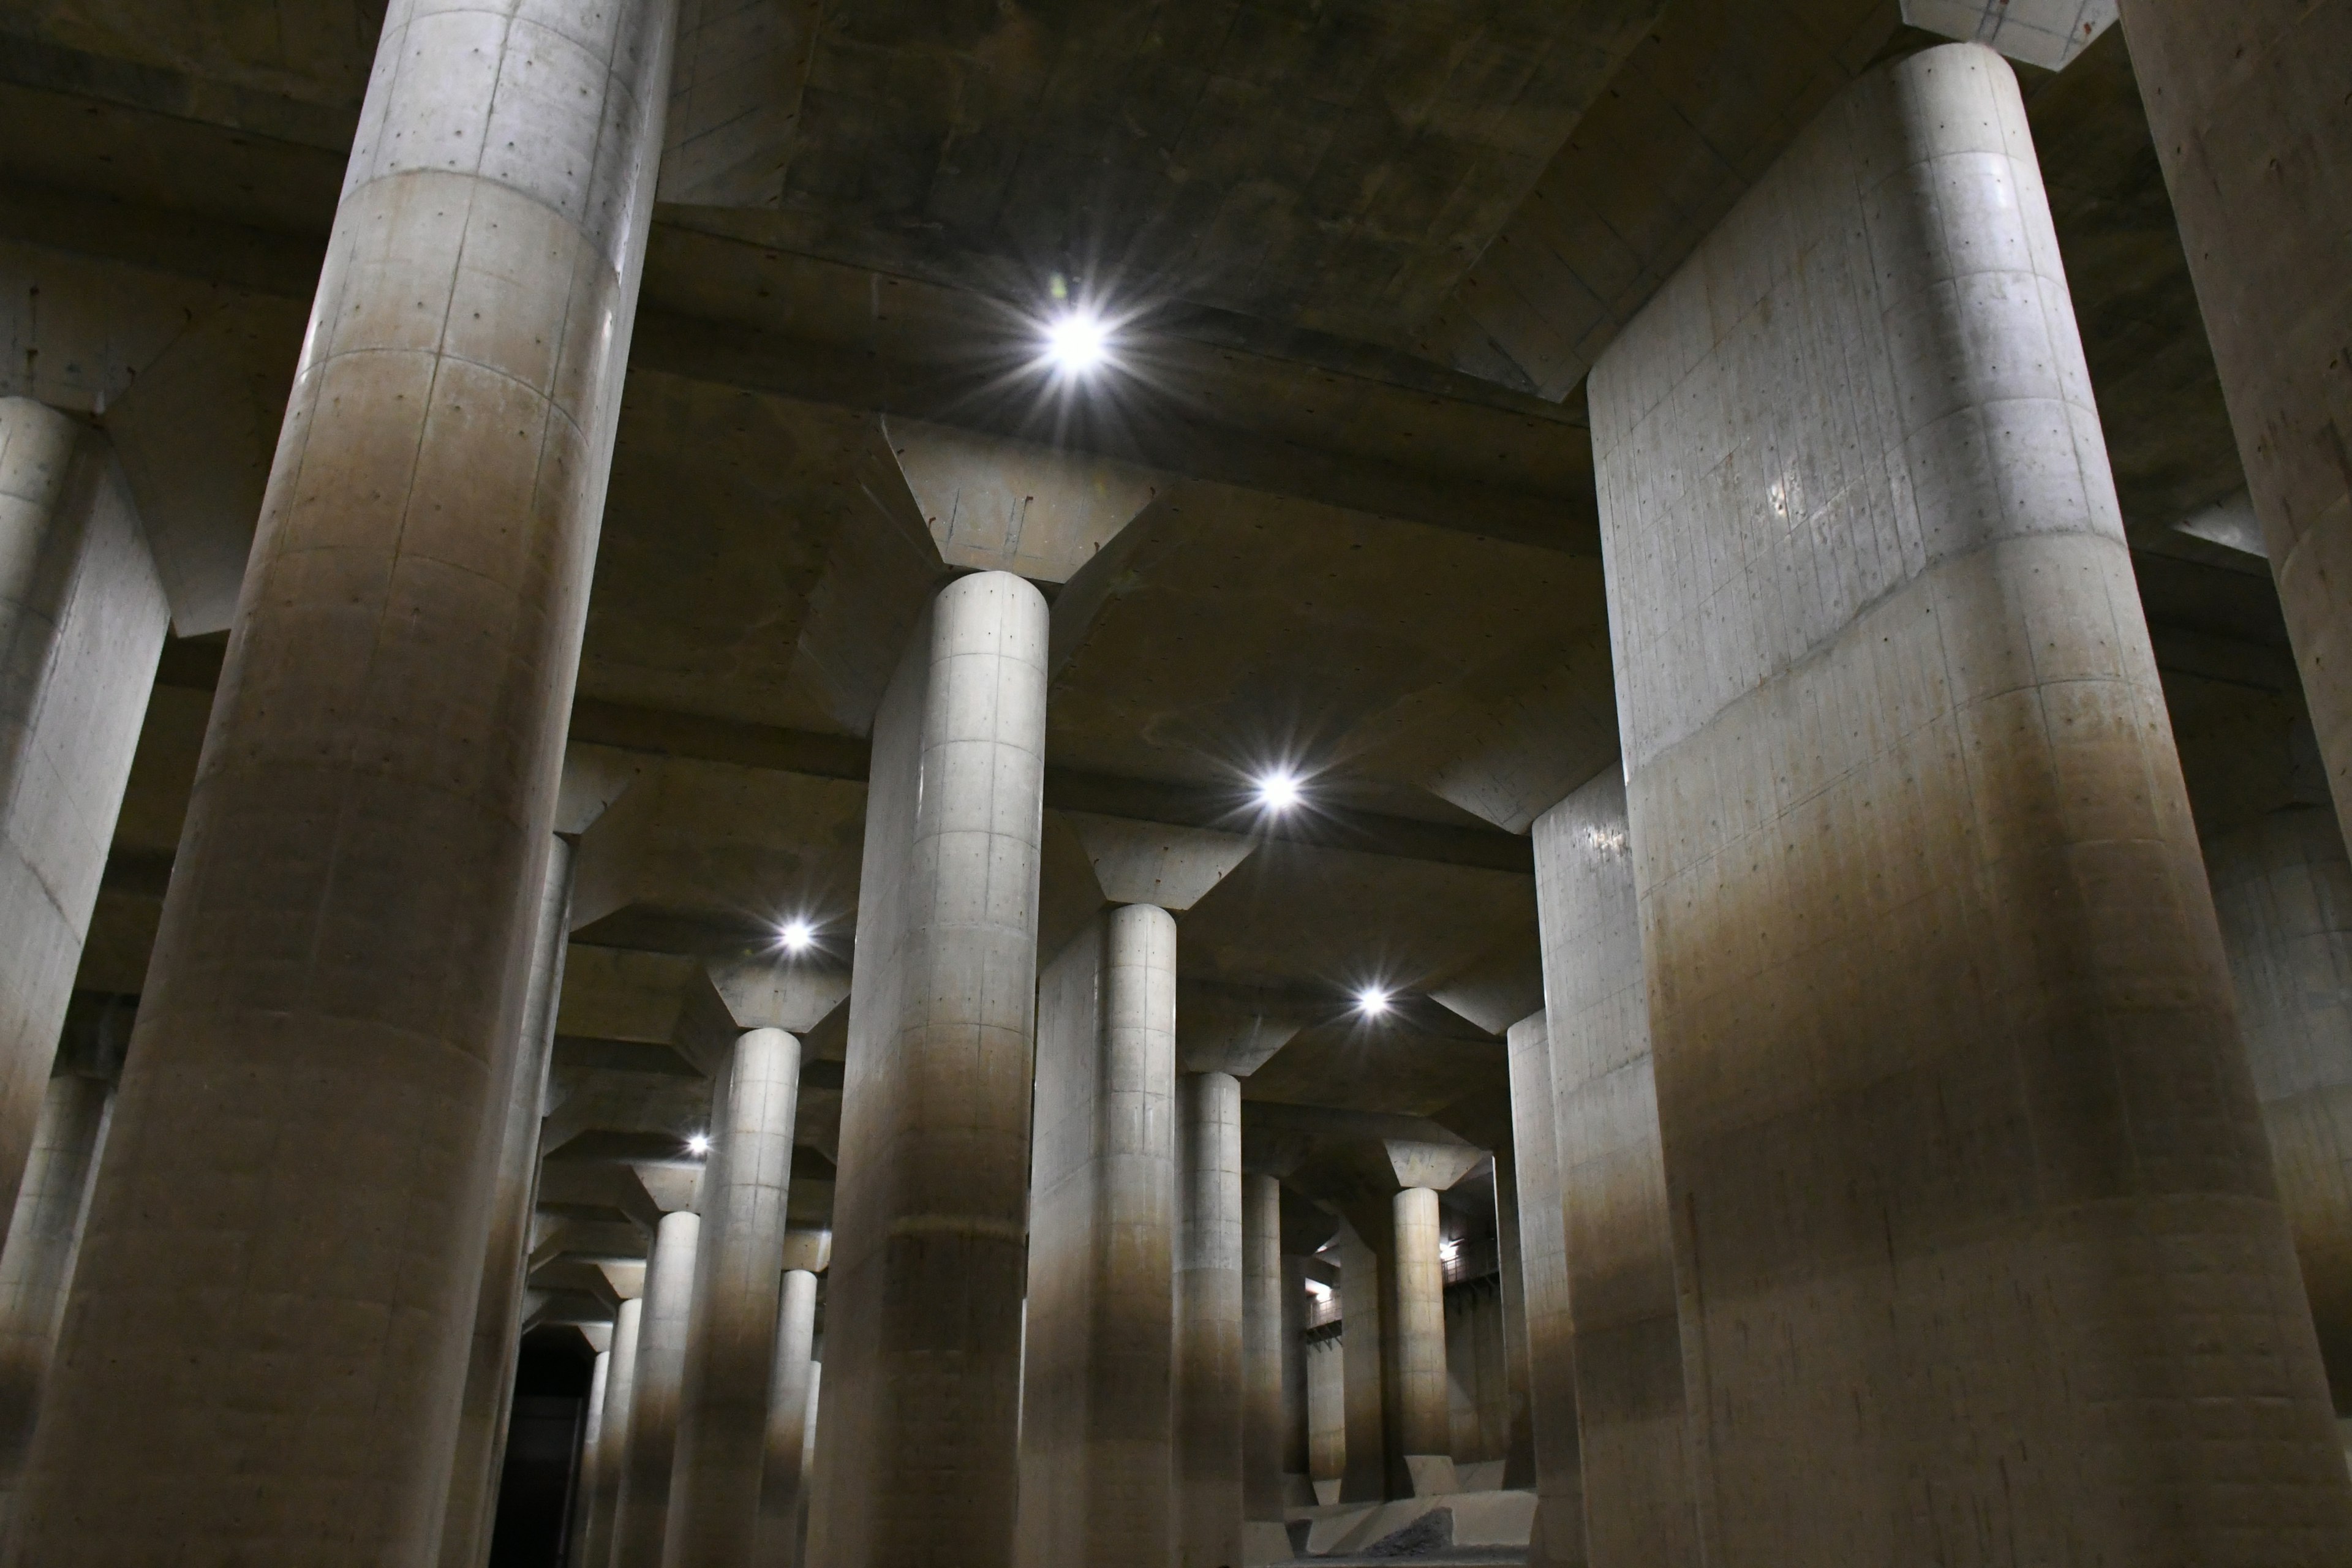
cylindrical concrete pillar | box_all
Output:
[1175,1069,1243,1568]
[666,1027,802,1567]
[2115,1,2352,854]
[1589,41,2352,1556]
[1389,1186,1452,1496]
[0,398,165,1242]
[569,1346,611,1568]
[1534,775,1698,1567]
[797,1360,821,1557]
[1505,1012,1585,1563]
[12,3,679,1558]
[612,1210,699,1567]
[756,1265,821,1567]
[809,571,1047,1568]
[1017,902,1177,1568]
[0,1072,111,1525]
[1279,1253,1313,1505]
[582,1297,644,1568]
[1242,1173,1286,1525]
[2204,805,2352,1404]
[442,837,577,1568]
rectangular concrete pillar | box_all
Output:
[11,4,680,1559]
[1333,1223,1388,1504]
[0,399,165,1231]
[1017,904,1177,1568]
[809,570,1049,1568]
[1590,40,2352,1561]
[1532,772,1698,1568]
[1504,1013,1583,1563]
[1278,1250,1314,1506]
[1490,1151,1537,1490]
[2116,1,2352,867]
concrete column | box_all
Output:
[1491,1151,1537,1491]
[1388,1187,1454,1498]
[666,1027,803,1567]
[2203,805,2352,1405]
[1175,1069,1243,1567]
[1017,902,1177,1568]
[1242,1173,1287,1533]
[582,1298,644,1568]
[809,571,1047,1568]
[2116,1,2352,856]
[570,1348,611,1568]
[796,1362,821,1558]
[1590,42,2352,1558]
[13,3,678,1558]
[1278,1252,1313,1506]
[1306,1335,1346,1500]
[612,1210,699,1567]
[756,1262,821,1567]
[1532,773,1697,1567]
[1333,1224,1387,1504]
[441,837,578,1568]
[0,398,165,1231]
[0,1071,111,1526]
[1505,1014,1582,1561]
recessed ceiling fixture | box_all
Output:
[1357,987,1391,1017]
[778,919,815,954]
[1045,308,1110,375]
[1256,769,1303,812]
[686,1133,712,1158]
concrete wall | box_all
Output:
[1589,39,2352,1560]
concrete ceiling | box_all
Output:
[7,0,2284,1290]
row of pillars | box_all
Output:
[0,3,2342,1566]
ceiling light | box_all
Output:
[1357,987,1391,1017]
[1045,309,1109,374]
[778,920,815,953]
[1256,770,1302,812]
[685,1133,712,1158]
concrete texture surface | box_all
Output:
[2119,0,2352,871]
[2203,807,2352,1409]
[666,1025,805,1567]
[810,572,1047,1568]
[440,837,576,1568]
[585,1296,646,1568]
[1177,1069,1245,1568]
[756,1264,821,1568]
[0,1071,107,1532]
[1499,1014,1580,1567]
[1389,1188,1455,1499]
[1019,904,1178,1568]
[1531,774,1698,1568]
[8,0,680,1559]
[1243,1173,1287,1528]
[1592,40,2352,1562]
[0,399,163,1262]
[612,1209,699,1567]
